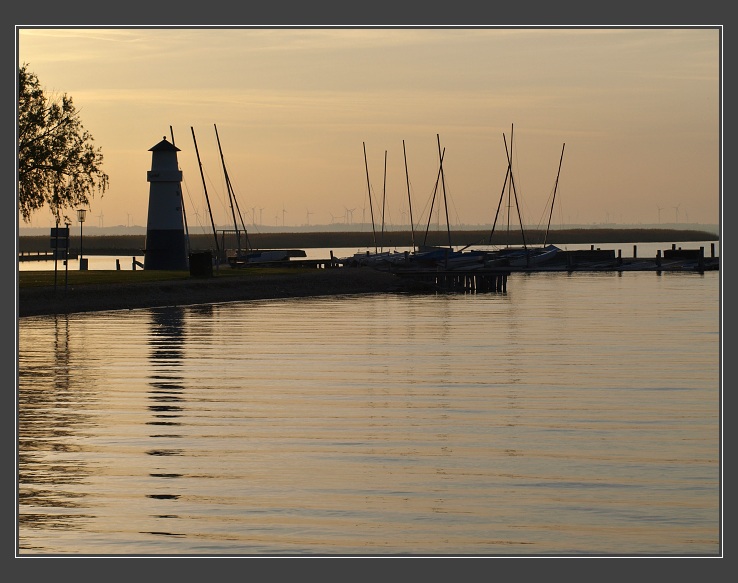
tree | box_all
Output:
[17,63,109,225]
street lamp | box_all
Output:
[76,208,87,270]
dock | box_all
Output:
[18,251,78,261]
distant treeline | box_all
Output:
[18,228,718,255]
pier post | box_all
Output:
[633,245,637,259]
[656,249,661,268]
[711,243,715,258]
[116,259,121,270]
[617,249,622,266]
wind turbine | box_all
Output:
[282,205,287,227]
[97,211,104,228]
[305,208,313,226]
[673,204,680,224]
[657,206,663,224]
[344,206,355,225]
[259,207,265,226]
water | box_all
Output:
[16,240,721,271]
[17,255,721,556]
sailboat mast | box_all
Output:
[506,129,512,246]
[423,147,444,247]
[402,140,416,251]
[543,143,566,247]
[436,134,452,250]
[169,126,191,257]
[504,128,528,251]
[487,165,510,245]
[380,150,387,252]
[214,124,243,255]
[191,126,220,260]
[362,142,377,253]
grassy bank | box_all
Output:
[17,266,414,318]
[18,266,292,288]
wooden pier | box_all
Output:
[18,251,78,261]
[386,268,509,292]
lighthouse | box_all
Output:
[144,136,188,270]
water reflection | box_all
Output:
[144,307,187,532]
[17,315,97,536]
[17,273,720,555]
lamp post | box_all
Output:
[77,208,87,270]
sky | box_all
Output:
[16,26,721,233]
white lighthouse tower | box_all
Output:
[144,136,188,270]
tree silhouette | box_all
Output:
[17,63,109,224]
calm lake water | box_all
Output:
[16,240,721,272]
[17,245,721,557]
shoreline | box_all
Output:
[18,268,421,318]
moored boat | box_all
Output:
[486,244,560,267]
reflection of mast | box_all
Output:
[190,127,220,263]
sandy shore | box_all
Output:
[18,268,425,318]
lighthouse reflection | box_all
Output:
[145,306,187,526]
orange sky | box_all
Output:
[17,26,721,231]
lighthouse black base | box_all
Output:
[144,229,189,270]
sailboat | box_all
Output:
[340,143,408,267]
[398,134,490,270]
[484,124,563,268]
[209,125,306,267]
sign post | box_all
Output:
[50,225,70,295]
